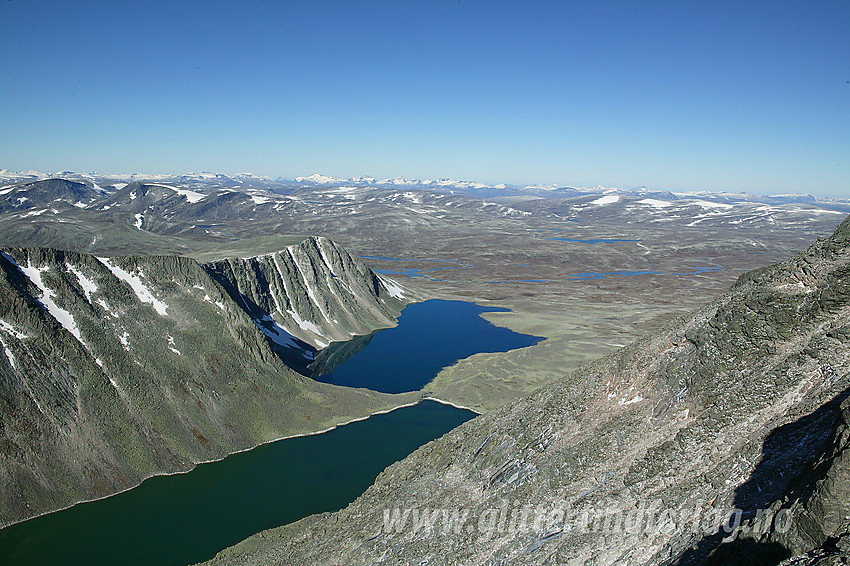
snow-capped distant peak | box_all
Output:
[296,173,345,184]
[523,184,561,191]
[0,169,49,182]
[180,172,229,181]
[293,173,509,192]
[233,173,273,181]
[771,193,815,199]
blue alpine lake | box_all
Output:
[312,299,544,393]
[0,299,541,565]
[0,401,475,566]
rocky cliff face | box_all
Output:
[205,236,407,352]
[0,238,410,528]
[202,219,850,566]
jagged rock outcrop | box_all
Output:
[205,236,407,350]
[778,531,850,566]
[0,238,411,528]
[201,218,850,566]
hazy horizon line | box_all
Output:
[1,166,846,201]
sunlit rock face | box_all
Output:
[205,236,407,351]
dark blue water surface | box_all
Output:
[0,401,475,566]
[314,299,543,393]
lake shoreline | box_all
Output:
[0,394,432,531]
[0,400,479,566]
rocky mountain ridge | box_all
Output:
[0,237,410,528]
[202,218,850,565]
[207,236,406,350]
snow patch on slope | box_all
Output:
[153,184,206,203]
[286,307,322,335]
[97,258,168,315]
[66,263,98,303]
[16,260,85,346]
[638,198,672,208]
[618,395,644,406]
[257,314,300,349]
[692,200,734,209]
[0,336,16,368]
[592,195,621,205]
[166,335,182,356]
[119,331,130,351]
[378,276,405,299]
[0,319,28,340]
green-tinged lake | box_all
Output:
[0,400,475,566]
[0,299,542,565]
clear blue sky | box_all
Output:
[1,0,847,196]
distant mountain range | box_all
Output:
[1,171,848,268]
[2,168,845,207]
